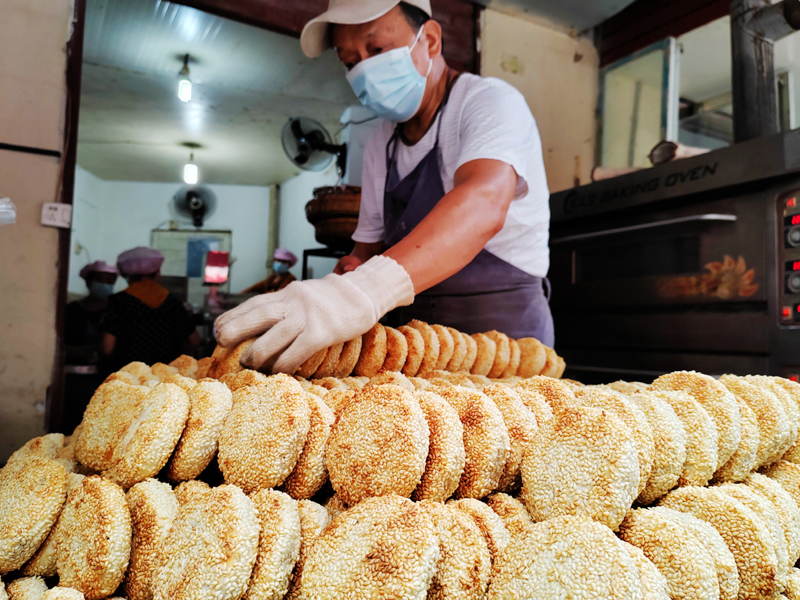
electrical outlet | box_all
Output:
[41,203,72,229]
[75,242,83,255]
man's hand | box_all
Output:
[215,256,414,374]
[335,241,385,275]
[334,255,362,274]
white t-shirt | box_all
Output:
[353,73,551,278]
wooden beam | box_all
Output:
[49,0,86,434]
[598,0,730,67]
[173,0,480,73]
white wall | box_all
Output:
[69,167,105,295]
[480,9,599,191]
[278,165,341,280]
[0,0,74,460]
[69,166,272,296]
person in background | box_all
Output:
[103,246,200,370]
[240,248,298,294]
[65,260,118,365]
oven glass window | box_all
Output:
[576,235,700,283]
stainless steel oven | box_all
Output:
[549,130,800,383]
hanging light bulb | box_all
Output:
[178,54,192,102]
[184,153,198,184]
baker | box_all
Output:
[216,0,552,373]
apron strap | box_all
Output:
[385,69,460,172]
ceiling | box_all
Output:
[78,0,354,185]
[78,0,638,185]
[679,15,800,103]
[479,0,637,32]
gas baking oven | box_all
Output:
[548,130,800,383]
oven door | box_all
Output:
[550,195,766,309]
[549,193,769,357]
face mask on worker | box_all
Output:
[274,262,290,274]
[345,25,432,123]
[90,281,115,298]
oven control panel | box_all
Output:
[780,195,800,325]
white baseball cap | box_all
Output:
[300,0,432,58]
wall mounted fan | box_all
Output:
[171,185,217,228]
[282,117,347,177]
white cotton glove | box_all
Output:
[214,255,415,374]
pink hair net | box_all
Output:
[117,246,165,275]
[274,248,298,267]
[79,260,118,281]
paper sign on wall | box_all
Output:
[0,198,16,226]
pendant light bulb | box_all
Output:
[178,54,192,102]
[184,153,198,184]
[178,79,192,102]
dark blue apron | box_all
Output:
[382,76,555,344]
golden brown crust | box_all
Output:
[651,371,741,471]
[218,383,312,493]
[6,577,48,600]
[313,343,344,379]
[284,500,330,600]
[0,458,68,575]
[435,386,510,499]
[151,363,179,381]
[516,338,547,378]
[412,391,466,503]
[659,486,779,600]
[447,498,510,563]
[488,516,640,600]
[486,493,534,539]
[311,377,348,391]
[540,347,559,377]
[641,390,716,488]
[382,326,408,372]
[169,354,198,379]
[104,383,191,489]
[295,348,328,379]
[326,385,429,506]
[246,490,301,600]
[195,357,213,379]
[208,339,255,379]
[409,320,441,376]
[298,495,439,600]
[75,381,149,472]
[521,401,640,530]
[282,394,336,500]
[152,485,259,600]
[619,508,719,600]
[398,325,424,376]
[220,369,268,392]
[332,337,362,378]
[125,479,179,600]
[160,374,197,393]
[431,325,455,371]
[458,333,478,373]
[576,387,655,497]
[353,324,387,377]
[418,501,491,600]
[469,334,496,377]
[57,476,132,600]
[173,480,210,505]
[445,327,467,372]
[482,385,539,494]
[166,380,233,482]
[366,371,415,392]
[501,339,521,378]
[484,331,511,379]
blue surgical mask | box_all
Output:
[346,26,431,123]
[274,262,290,274]
[90,282,115,298]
